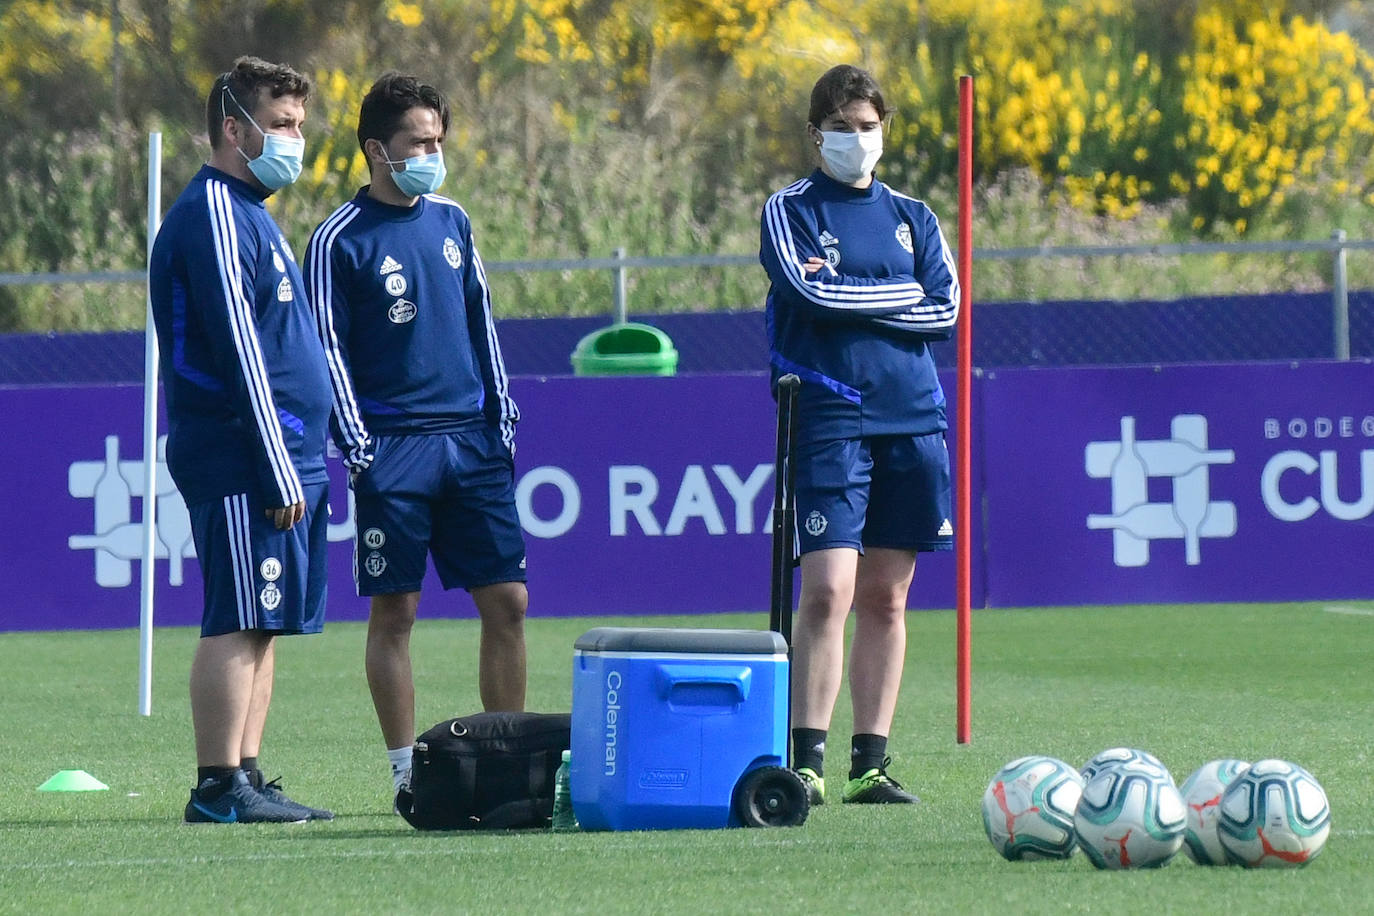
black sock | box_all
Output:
[850,734,888,779]
[792,728,828,775]
[195,765,239,798]
[240,756,262,789]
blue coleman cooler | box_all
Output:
[569,627,808,830]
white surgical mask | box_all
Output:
[819,129,883,184]
[384,151,447,197]
[223,88,305,191]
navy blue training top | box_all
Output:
[149,165,332,508]
[760,169,960,441]
[305,189,518,470]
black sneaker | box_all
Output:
[184,770,308,824]
[841,758,920,805]
[257,777,335,821]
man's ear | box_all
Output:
[222,115,243,149]
[364,138,388,165]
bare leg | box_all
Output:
[240,637,274,759]
[790,548,859,731]
[366,591,421,750]
[849,548,917,736]
[472,581,528,712]
[189,630,272,768]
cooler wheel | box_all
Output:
[734,766,810,828]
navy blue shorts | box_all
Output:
[351,428,528,595]
[188,482,330,637]
[793,432,953,555]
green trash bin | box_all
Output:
[570,322,678,376]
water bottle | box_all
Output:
[551,749,577,831]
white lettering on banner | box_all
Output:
[665,466,726,535]
[712,464,773,534]
[1085,415,1237,567]
[610,465,662,536]
[515,466,581,538]
[1266,416,1374,439]
[608,463,775,537]
[1261,449,1374,522]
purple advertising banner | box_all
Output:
[979,360,1374,605]
[6,359,1371,632]
[0,374,960,632]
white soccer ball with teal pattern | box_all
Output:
[1181,759,1250,865]
[1080,746,1174,785]
[1074,758,1186,869]
[981,756,1084,860]
[1217,759,1330,868]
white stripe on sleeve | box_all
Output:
[306,202,372,461]
[206,181,304,506]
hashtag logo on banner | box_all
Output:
[67,435,196,588]
[1085,415,1238,567]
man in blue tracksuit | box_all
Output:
[150,56,333,823]
[306,73,527,801]
[760,64,960,806]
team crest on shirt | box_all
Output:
[804,510,828,536]
[388,298,417,323]
[260,557,282,582]
[443,237,462,269]
[384,273,408,296]
[818,230,841,268]
[896,222,914,254]
[259,582,282,611]
[364,551,387,577]
[276,278,293,302]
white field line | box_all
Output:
[1322,605,1374,617]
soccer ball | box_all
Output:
[1216,759,1330,868]
[1074,759,1186,869]
[981,756,1084,860]
[1080,747,1174,785]
[1180,759,1250,865]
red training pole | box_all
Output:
[955,75,974,745]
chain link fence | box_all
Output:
[2,238,1372,384]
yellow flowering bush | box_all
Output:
[1178,9,1374,232]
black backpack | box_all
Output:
[395,711,571,830]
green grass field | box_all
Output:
[1,602,1370,915]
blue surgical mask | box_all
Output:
[223,88,305,191]
[385,151,447,197]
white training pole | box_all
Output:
[138,131,162,716]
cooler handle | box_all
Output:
[654,664,752,705]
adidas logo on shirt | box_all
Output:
[818,230,839,247]
[379,255,404,275]
[938,519,954,537]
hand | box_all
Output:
[802,256,828,275]
[266,501,306,530]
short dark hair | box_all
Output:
[206,56,312,150]
[807,65,887,128]
[356,72,450,153]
